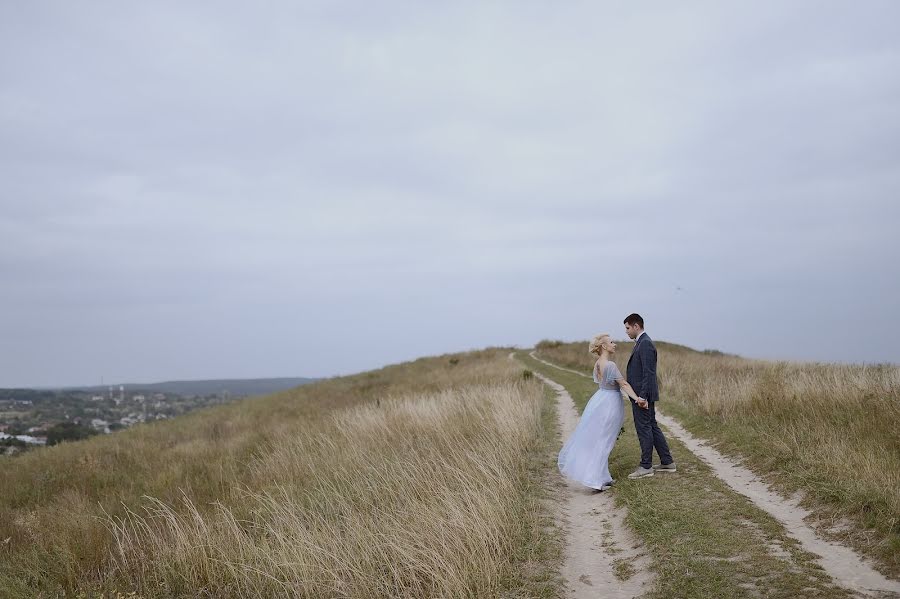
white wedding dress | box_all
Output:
[557,361,625,490]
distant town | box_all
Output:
[0,377,317,456]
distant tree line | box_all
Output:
[45,422,98,446]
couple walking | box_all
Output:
[557,313,676,491]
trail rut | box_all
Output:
[518,350,652,598]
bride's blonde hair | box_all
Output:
[589,333,611,355]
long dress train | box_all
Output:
[557,361,625,489]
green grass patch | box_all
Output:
[498,375,566,598]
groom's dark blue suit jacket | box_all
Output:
[626,333,660,403]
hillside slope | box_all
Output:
[534,338,900,578]
[0,348,562,598]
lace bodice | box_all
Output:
[593,361,623,391]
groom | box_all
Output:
[624,313,676,479]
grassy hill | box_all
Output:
[3,340,897,597]
[0,348,561,598]
[533,338,900,578]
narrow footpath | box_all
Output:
[529,351,900,599]
[517,350,652,599]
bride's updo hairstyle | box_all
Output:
[589,334,611,355]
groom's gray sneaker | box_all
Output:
[653,462,677,472]
[627,467,654,479]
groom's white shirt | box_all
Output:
[635,331,646,343]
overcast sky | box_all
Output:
[2,2,899,387]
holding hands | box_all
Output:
[635,397,649,410]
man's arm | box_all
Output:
[640,343,657,400]
[630,352,643,398]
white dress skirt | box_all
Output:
[557,361,625,489]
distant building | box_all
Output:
[18,435,47,445]
[90,419,111,434]
[120,415,141,426]
[0,432,46,445]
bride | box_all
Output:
[557,333,647,491]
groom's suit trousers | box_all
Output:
[631,400,673,469]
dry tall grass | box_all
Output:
[534,339,900,575]
[1,348,557,598]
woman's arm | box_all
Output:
[617,378,649,408]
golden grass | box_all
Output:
[534,339,900,576]
[1,348,560,598]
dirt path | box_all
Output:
[529,351,900,598]
[518,351,652,598]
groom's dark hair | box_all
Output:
[623,313,644,328]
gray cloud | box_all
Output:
[2,1,899,386]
